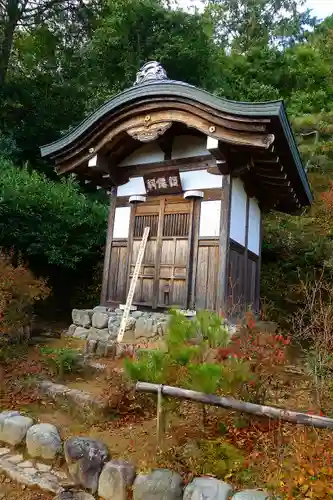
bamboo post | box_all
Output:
[156,384,163,445]
[136,381,333,430]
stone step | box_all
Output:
[0,448,72,494]
[37,380,107,414]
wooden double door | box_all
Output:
[128,197,194,309]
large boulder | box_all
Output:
[64,437,109,493]
[95,341,108,357]
[131,311,144,319]
[73,327,89,340]
[72,309,92,328]
[92,312,109,329]
[108,316,121,337]
[125,317,136,331]
[133,469,183,500]
[232,490,270,499]
[67,324,77,337]
[93,306,109,314]
[87,328,110,343]
[184,477,233,500]
[0,411,33,446]
[134,317,156,339]
[26,423,62,460]
[98,459,136,500]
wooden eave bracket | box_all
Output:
[207,137,230,174]
[75,153,130,188]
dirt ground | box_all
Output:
[0,474,52,499]
[2,334,333,498]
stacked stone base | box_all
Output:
[67,307,168,357]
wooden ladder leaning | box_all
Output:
[117,226,150,343]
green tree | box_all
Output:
[205,0,315,52]
[83,0,217,108]
[0,0,103,88]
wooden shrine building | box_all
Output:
[40,62,312,316]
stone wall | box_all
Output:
[0,409,272,499]
[66,306,241,358]
[67,307,169,357]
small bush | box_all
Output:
[125,309,252,401]
[124,349,167,384]
[216,312,289,404]
[0,251,50,339]
[40,347,82,379]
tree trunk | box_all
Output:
[0,1,20,88]
[136,382,333,430]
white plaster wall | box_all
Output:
[119,143,164,166]
[248,197,261,256]
[117,170,222,197]
[230,178,247,246]
[172,135,209,160]
[199,200,221,238]
[113,206,131,239]
[117,177,146,197]
[181,170,222,190]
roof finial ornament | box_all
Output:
[134,61,168,86]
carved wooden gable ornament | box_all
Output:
[127,62,172,143]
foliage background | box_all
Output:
[0,0,332,322]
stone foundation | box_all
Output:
[66,306,241,358]
[67,307,169,357]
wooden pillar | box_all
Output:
[255,214,263,315]
[100,186,117,306]
[125,204,136,300]
[216,175,231,315]
[243,195,250,312]
[189,199,200,310]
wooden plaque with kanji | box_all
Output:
[143,169,182,195]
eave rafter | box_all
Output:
[207,137,302,212]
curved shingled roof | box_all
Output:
[40,77,312,210]
[41,80,288,156]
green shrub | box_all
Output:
[125,309,251,398]
[194,309,230,349]
[188,363,223,394]
[124,350,167,384]
[0,158,108,269]
[40,347,82,378]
